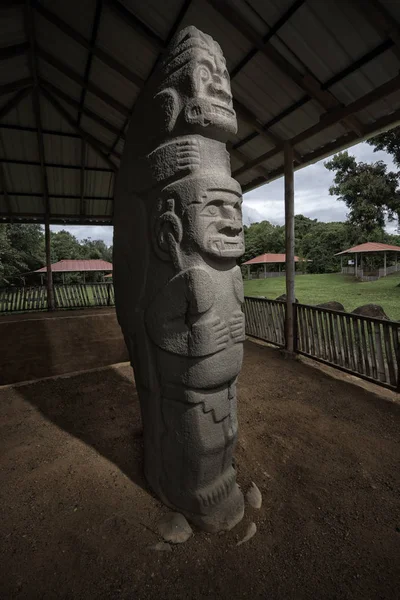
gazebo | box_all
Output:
[336,242,400,281]
[34,259,113,283]
[243,253,300,279]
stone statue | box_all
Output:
[113,26,245,532]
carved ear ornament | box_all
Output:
[153,198,183,261]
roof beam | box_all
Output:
[0,191,113,200]
[230,0,305,79]
[233,97,302,163]
[208,0,364,137]
[227,142,270,181]
[242,105,400,193]
[40,85,118,172]
[0,86,32,120]
[234,38,393,152]
[34,1,144,88]
[80,140,86,215]
[40,80,124,138]
[77,0,103,127]
[25,1,49,216]
[1,158,113,172]
[352,0,400,61]
[0,42,29,61]
[37,47,130,116]
[234,70,400,178]
[104,0,164,49]
[0,78,32,95]
[0,163,12,214]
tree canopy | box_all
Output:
[325,151,400,238]
[0,225,112,286]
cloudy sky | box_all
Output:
[51,140,398,246]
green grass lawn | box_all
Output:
[243,273,400,321]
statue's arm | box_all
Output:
[146,267,228,357]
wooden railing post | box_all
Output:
[284,141,295,353]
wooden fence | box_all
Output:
[244,296,400,391]
[243,296,286,347]
[0,283,115,313]
[296,304,399,390]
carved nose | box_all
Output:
[209,81,232,103]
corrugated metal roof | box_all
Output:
[243,253,300,264]
[35,259,113,272]
[1,0,400,224]
[336,242,400,255]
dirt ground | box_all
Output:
[1,340,399,600]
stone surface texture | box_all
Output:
[246,482,262,509]
[237,522,257,546]
[157,512,193,544]
[113,26,245,532]
[352,304,389,320]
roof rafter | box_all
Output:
[77,0,103,127]
[242,105,400,192]
[208,0,364,137]
[36,47,130,116]
[1,158,113,173]
[233,38,394,152]
[80,139,86,216]
[0,86,32,120]
[105,0,193,159]
[40,79,124,138]
[353,0,400,61]
[233,97,302,163]
[0,162,12,214]
[104,0,164,49]
[24,1,49,216]
[40,85,118,172]
[234,70,400,178]
[34,1,144,88]
[0,78,32,95]
[0,42,29,61]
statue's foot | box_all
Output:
[187,482,244,533]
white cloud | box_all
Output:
[50,225,113,246]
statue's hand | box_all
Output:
[189,315,230,356]
[229,311,245,343]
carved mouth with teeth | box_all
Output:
[209,235,244,256]
[210,104,235,118]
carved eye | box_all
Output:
[207,205,218,216]
[199,66,211,82]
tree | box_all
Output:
[80,238,112,261]
[50,230,83,261]
[300,222,349,273]
[0,224,45,285]
[325,151,400,237]
[368,125,400,168]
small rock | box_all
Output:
[157,512,192,544]
[237,522,257,546]
[246,482,262,509]
[351,304,389,320]
[149,541,172,552]
[316,301,345,312]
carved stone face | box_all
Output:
[182,179,244,259]
[154,26,237,139]
[183,47,236,135]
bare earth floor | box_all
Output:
[1,340,399,600]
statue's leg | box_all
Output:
[155,383,244,532]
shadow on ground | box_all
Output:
[0,340,399,600]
